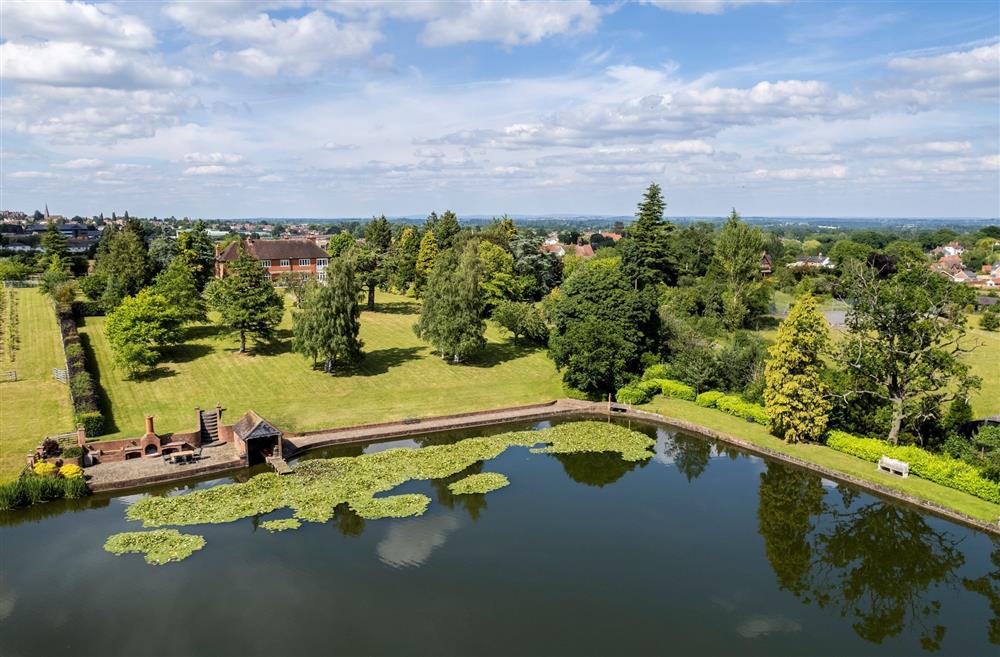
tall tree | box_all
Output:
[478,240,522,310]
[176,220,215,290]
[837,260,979,445]
[415,242,485,362]
[621,183,676,287]
[764,295,831,443]
[414,229,439,296]
[327,232,356,258]
[40,222,68,261]
[548,258,658,394]
[435,210,461,249]
[293,257,363,371]
[364,215,392,252]
[152,257,206,323]
[98,228,152,311]
[709,210,768,330]
[105,289,184,378]
[205,245,284,353]
[390,225,420,292]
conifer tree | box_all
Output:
[621,183,676,287]
[293,258,363,371]
[415,242,485,362]
[99,228,152,311]
[153,257,206,323]
[205,244,284,352]
[414,229,439,296]
[391,226,420,291]
[710,209,768,330]
[40,222,68,261]
[435,210,461,249]
[764,294,831,443]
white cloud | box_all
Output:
[183,152,245,165]
[417,1,601,46]
[183,165,238,176]
[164,5,381,76]
[642,1,785,15]
[9,171,55,179]
[0,41,191,89]
[258,174,284,183]
[1,0,156,48]
[323,142,361,151]
[53,158,105,169]
[752,165,848,180]
[888,44,1000,95]
[375,513,461,568]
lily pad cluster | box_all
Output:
[260,518,301,532]
[448,472,510,495]
[103,529,206,565]
[112,421,653,564]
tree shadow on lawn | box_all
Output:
[367,301,419,316]
[464,340,541,368]
[78,332,119,436]
[159,342,213,364]
[337,346,424,377]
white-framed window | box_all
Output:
[317,258,328,267]
[261,260,271,268]
[280,259,290,267]
[263,272,271,281]
[317,271,327,282]
[299,258,310,266]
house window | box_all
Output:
[317,258,328,267]
[261,260,271,268]
[299,258,310,266]
[280,259,290,267]
[318,271,327,282]
[264,272,271,281]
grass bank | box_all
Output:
[0,288,74,481]
[646,396,1000,524]
[78,291,566,441]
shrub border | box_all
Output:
[55,304,105,436]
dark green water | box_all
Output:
[2,417,998,656]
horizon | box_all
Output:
[2,1,999,218]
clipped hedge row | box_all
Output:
[616,379,661,405]
[715,394,770,425]
[55,306,104,436]
[641,364,671,381]
[654,378,697,402]
[695,390,726,408]
[826,431,1000,504]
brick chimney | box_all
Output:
[145,415,155,437]
[76,424,86,446]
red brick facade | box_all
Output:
[215,237,330,282]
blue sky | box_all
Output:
[2,0,998,218]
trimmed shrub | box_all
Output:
[655,378,696,402]
[716,394,770,425]
[641,364,671,381]
[637,379,661,396]
[827,430,1000,504]
[32,462,57,477]
[59,464,84,479]
[74,411,104,437]
[696,390,726,408]
[61,445,83,459]
[616,385,654,405]
[65,343,84,360]
[70,372,95,401]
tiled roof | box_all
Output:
[217,238,328,262]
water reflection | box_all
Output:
[757,462,966,651]
[552,451,646,487]
[376,512,462,568]
[963,540,1000,645]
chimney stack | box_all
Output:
[145,415,155,436]
[77,424,86,446]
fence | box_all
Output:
[53,367,68,383]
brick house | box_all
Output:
[215,237,330,281]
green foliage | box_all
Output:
[74,411,104,437]
[69,371,95,400]
[433,210,461,249]
[764,295,831,443]
[548,258,658,394]
[0,474,89,511]
[152,257,206,323]
[364,215,392,252]
[838,260,978,444]
[104,530,206,565]
[621,183,676,286]
[260,518,301,532]
[0,260,30,281]
[292,257,363,372]
[716,394,770,424]
[40,222,68,260]
[478,240,522,309]
[709,210,769,329]
[33,462,57,477]
[61,446,83,459]
[78,271,107,302]
[39,257,71,295]
[206,244,284,352]
[59,464,83,479]
[96,228,151,311]
[641,364,670,381]
[105,289,184,377]
[982,307,1000,332]
[415,242,485,362]
[414,229,439,296]
[510,234,561,300]
[695,390,726,408]
[616,384,653,405]
[327,232,355,258]
[656,378,697,401]
[826,430,1000,504]
[390,226,420,292]
[491,300,548,344]
[448,472,509,495]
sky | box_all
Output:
[1,0,998,219]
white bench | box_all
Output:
[878,455,909,478]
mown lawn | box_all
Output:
[966,319,1000,417]
[78,292,567,441]
[647,396,1000,523]
[0,288,74,481]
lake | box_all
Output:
[1,417,998,656]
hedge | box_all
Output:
[655,378,696,402]
[826,431,1000,504]
[616,384,655,405]
[696,390,726,408]
[75,411,104,437]
[641,364,671,381]
[715,394,770,425]
[55,306,105,437]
